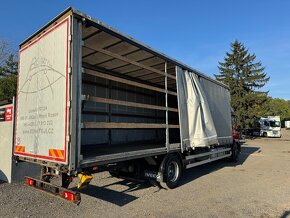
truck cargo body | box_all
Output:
[285,121,290,129]
[14,8,235,194]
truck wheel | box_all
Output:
[163,155,182,189]
[231,142,239,162]
[263,132,267,137]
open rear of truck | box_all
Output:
[14,8,182,172]
[14,8,236,203]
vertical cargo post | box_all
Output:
[165,61,169,151]
[70,16,83,172]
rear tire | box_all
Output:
[263,132,267,137]
[231,142,239,162]
[163,154,183,189]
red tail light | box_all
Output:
[62,191,75,201]
[26,178,35,186]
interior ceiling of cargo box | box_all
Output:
[82,26,177,90]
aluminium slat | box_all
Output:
[84,69,177,96]
[82,122,180,129]
[83,45,176,80]
[86,96,178,112]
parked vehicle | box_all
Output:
[14,7,239,204]
[285,121,290,129]
[258,116,281,137]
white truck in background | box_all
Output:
[259,116,281,137]
[285,121,290,129]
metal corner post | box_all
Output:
[69,15,83,173]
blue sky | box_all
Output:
[0,1,289,99]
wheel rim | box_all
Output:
[167,161,179,182]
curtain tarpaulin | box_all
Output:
[176,67,218,149]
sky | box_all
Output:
[0,0,289,99]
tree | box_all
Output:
[215,40,270,129]
[267,97,290,122]
[0,40,18,101]
[0,54,18,77]
[0,75,17,101]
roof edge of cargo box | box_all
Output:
[19,7,229,89]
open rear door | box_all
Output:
[14,16,71,164]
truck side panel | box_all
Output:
[14,17,71,164]
[200,77,233,145]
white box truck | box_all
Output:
[285,121,290,129]
[14,7,239,204]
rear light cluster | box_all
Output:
[62,191,75,201]
[26,178,35,186]
[25,177,81,204]
[62,191,81,204]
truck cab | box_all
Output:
[259,116,281,138]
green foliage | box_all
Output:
[266,98,290,122]
[0,54,18,77]
[215,40,270,129]
[0,75,17,101]
[0,41,18,101]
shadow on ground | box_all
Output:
[0,180,7,185]
[280,210,290,218]
[0,170,8,183]
[179,146,260,187]
[74,146,259,206]
[72,179,151,206]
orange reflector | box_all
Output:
[49,149,65,158]
[15,145,25,153]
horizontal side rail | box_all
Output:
[82,122,180,129]
[185,153,232,169]
[185,148,231,160]
[85,95,178,113]
[83,45,176,80]
[83,69,177,96]
[80,143,181,167]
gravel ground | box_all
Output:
[1,129,290,218]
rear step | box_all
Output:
[25,177,81,205]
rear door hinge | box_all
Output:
[67,100,72,108]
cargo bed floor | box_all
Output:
[80,142,180,166]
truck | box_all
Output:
[259,116,281,137]
[285,121,290,129]
[14,7,240,204]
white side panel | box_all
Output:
[285,121,290,129]
[14,17,70,164]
